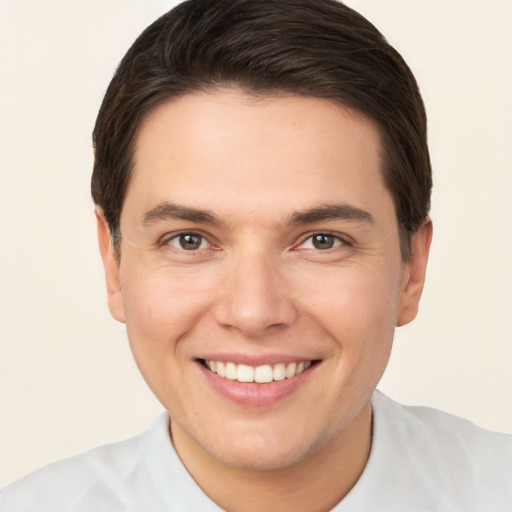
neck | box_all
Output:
[171,402,372,512]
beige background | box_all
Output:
[1,0,511,486]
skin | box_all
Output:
[97,89,432,511]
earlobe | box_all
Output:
[95,207,126,323]
[396,219,433,327]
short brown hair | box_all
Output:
[91,0,432,259]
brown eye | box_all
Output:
[311,234,336,250]
[179,234,203,250]
[166,233,207,250]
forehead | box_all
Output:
[123,89,390,227]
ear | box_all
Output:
[95,207,126,323]
[396,219,433,327]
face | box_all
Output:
[98,89,430,472]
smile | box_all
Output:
[201,359,314,383]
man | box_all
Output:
[1,0,511,510]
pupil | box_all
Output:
[180,234,202,250]
[313,234,334,250]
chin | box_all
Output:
[210,446,308,472]
[200,425,331,472]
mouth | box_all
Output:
[199,358,319,383]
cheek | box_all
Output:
[119,264,219,353]
[118,265,221,408]
[288,266,400,435]
[295,264,402,350]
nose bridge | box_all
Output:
[214,246,297,336]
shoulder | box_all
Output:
[372,390,512,461]
[358,391,512,511]
[1,413,224,512]
[0,415,166,512]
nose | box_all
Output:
[213,250,298,338]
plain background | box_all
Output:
[1,0,511,487]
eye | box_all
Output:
[166,233,209,251]
[298,233,346,250]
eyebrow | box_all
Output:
[287,204,374,225]
[140,201,374,229]
[141,202,222,227]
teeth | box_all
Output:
[203,359,314,383]
[285,362,296,379]
[237,364,254,383]
[254,364,273,383]
[225,362,237,380]
[216,361,226,377]
[273,363,286,381]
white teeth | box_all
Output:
[285,362,296,378]
[237,364,254,383]
[273,363,286,381]
[254,365,273,383]
[204,359,313,383]
[216,361,226,377]
[225,362,237,380]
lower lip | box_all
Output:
[197,361,318,407]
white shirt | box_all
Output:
[1,391,511,511]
